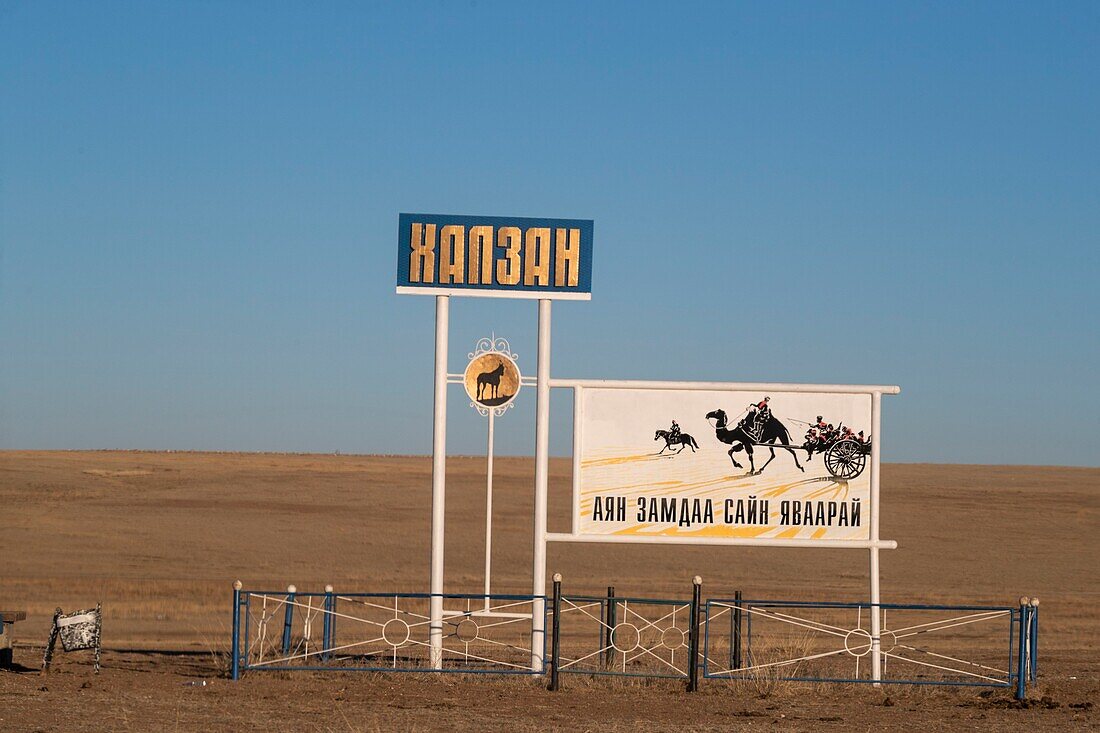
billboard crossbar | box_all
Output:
[546,534,898,549]
[549,379,900,395]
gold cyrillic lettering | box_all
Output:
[495,226,521,285]
[467,225,494,285]
[555,227,580,287]
[523,227,551,286]
[438,225,465,284]
[409,223,436,283]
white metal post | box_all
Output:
[531,299,552,670]
[571,386,583,535]
[869,390,883,684]
[483,409,495,610]
[429,295,449,669]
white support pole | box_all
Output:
[571,386,583,535]
[531,299,552,670]
[869,391,883,685]
[429,295,449,669]
[483,409,495,611]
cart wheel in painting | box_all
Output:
[825,439,867,480]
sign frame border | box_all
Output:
[546,378,899,551]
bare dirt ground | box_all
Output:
[1,451,1097,731]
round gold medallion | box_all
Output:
[464,352,521,409]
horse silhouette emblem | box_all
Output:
[464,351,520,409]
[477,360,506,401]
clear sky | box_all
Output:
[1,2,1097,465]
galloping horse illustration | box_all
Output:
[654,429,700,454]
[476,360,506,401]
[705,408,805,476]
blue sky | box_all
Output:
[1,2,1097,465]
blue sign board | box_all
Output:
[397,213,593,300]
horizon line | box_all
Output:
[1,448,1096,471]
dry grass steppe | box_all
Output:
[1,451,1097,731]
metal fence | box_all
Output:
[230,582,1040,700]
[551,589,695,680]
[231,587,544,677]
[703,598,1030,690]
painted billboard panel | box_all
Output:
[578,388,873,542]
[396,213,593,299]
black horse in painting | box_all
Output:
[654,430,700,454]
[705,408,805,475]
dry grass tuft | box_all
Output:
[737,631,817,699]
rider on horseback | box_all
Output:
[656,420,698,455]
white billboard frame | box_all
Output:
[547,379,899,550]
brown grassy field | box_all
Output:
[1,451,1097,731]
